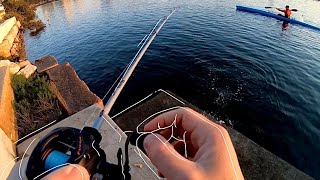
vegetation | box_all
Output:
[2,0,46,33]
[11,74,63,138]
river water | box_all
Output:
[24,0,320,178]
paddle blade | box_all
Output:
[291,9,298,12]
[265,6,273,9]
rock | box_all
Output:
[46,62,103,115]
[0,60,11,67]
[9,63,20,74]
[4,25,19,47]
[10,44,17,57]
[133,163,144,168]
[17,64,37,78]
[18,60,31,68]
[0,39,11,58]
[35,55,58,73]
[0,17,17,43]
[0,60,20,74]
[16,21,21,29]
[14,36,20,43]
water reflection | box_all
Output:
[75,0,102,14]
[61,0,75,23]
[40,1,55,21]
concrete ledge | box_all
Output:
[0,66,18,142]
[0,128,16,180]
[15,90,313,179]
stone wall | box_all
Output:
[0,17,21,59]
[0,66,18,142]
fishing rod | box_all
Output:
[93,8,177,129]
[25,8,178,180]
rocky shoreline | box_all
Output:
[33,0,59,7]
[0,17,103,140]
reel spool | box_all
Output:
[26,127,104,179]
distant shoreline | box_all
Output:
[34,0,59,7]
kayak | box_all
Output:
[236,5,320,31]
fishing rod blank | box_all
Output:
[93,8,178,129]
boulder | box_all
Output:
[46,62,103,115]
[0,39,11,58]
[9,63,20,74]
[35,55,58,73]
[18,60,31,68]
[0,17,16,43]
[4,25,19,47]
[0,60,20,74]
[17,64,37,78]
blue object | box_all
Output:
[44,150,71,170]
[236,5,320,31]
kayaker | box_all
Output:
[277,5,292,18]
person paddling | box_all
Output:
[276,5,292,18]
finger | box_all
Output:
[144,108,220,148]
[172,140,186,157]
[145,108,210,133]
[42,164,90,180]
[159,126,181,141]
[185,141,198,159]
[143,133,195,179]
[159,128,172,139]
[172,140,198,159]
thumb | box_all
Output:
[143,133,194,179]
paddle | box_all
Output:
[265,7,298,12]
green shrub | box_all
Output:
[11,74,63,138]
[12,74,53,102]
